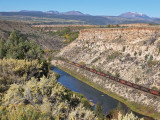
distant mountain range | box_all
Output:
[119,12,151,19]
[0,10,160,25]
[19,10,89,16]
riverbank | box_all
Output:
[55,64,160,120]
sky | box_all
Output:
[0,0,160,17]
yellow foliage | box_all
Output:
[0,59,42,85]
[0,103,52,120]
[64,34,70,39]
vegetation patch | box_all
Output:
[47,27,79,43]
[0,30,43,59]
[107,51,122,60]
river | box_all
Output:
[52,66,153,119]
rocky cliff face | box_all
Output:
[58,27,160,90]
[52,59,160,114]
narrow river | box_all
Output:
[52,66,153,119]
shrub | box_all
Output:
[69,104,97,120]
[0,104,52,120]
[149,55,153,61]
[107,71,111,75]
[152,86,158,91]
[52,28,79,43]
[92,65,95,70]
[94,102,105,120]
[0,59,50,94]
[141,65,145,69]
[115,71,120,78]
[139,51,142,56]
[135,78,140,83]
[134,51,137,56]
[0,59,47,86]
[146,69,150,73]
[117,112,144,120]
[122,46,126,52]
[145,54,148,60]
[148,60,158,67]
[107,51,122,60]
[2,73,97,119]
[79,61,86,65]
[117,102,123,110]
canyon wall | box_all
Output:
[52,59,160,114]
[58,27,160,90]
[56,27,160,114]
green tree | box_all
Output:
[116,24,120,27]
[94,102,105,120]
[2,31,43,60]
[0,38,6,58]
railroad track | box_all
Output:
[65,60,160,97]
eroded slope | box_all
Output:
[58,27,160,90]
[0,20,65,50]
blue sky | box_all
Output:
[0,0,159,17]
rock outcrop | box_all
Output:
[58,27,160,90]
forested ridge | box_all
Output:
[0,31,144,120]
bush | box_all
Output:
[117,102,123,110]
[92,65,95,70]
[135,78,140,83]
[145,54,148,60]
[115,71,120,78]
[148,60,158,67]
[118,112,144,120]
[2,73,97,119]
[0,104,52,120]
[107,51,122,60]
[94,102,105,120]
[52,28,79,43]
[122,46,126,52]
[139,51,142,56]
[0,59,49,91]
[152,86,158,91]
[69,104,97,120]
[134,51,137,56]
[107,71,111,75]
[141,65,145,69]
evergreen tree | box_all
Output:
[0,38,6,58]
[94,102,105,120]
[1,30,43,60]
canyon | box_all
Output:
[55,26,160,115]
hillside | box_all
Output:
[0,31,98,119]
[57,27,160,90]
[0,20,66,50]
[55,26,160,117]
[0,28,146,120]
